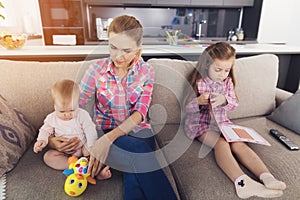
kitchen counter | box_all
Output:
[2,43,300,59]
[85,37,258,46]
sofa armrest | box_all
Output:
[275,88,293,107]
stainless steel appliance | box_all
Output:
[95,17,113,40]
[38,0,85,45]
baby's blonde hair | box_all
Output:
[51,79,80,107]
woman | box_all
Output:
[49,15,177,200]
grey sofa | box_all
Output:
[0,54,299,200]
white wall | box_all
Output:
[0,0,16,28]
[286,0,300,45]
[0,0,42,34]
[257,0,300,45]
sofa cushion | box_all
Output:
[6,143,180,200]
[0,95,35,177]
[228,54,278,119]
[153,117,300,200]
[6,144,124,200]
[0,59,97,130]
[147,58,196,125]
[267,89,300,134]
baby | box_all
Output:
[33,79,111,179]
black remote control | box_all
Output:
[270,129,299,150]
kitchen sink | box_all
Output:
[143,38,212,45]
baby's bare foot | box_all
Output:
[96,165,112,180]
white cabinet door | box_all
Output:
[190,0,223,6]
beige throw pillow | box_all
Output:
[0,95,36,177]
[228,54,279,119]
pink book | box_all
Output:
[218,122,271,146]
[209,101,270,146]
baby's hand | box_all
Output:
[210,93,227,108]
[33,140,47,153]
[197,93,210,105]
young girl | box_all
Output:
[185,42,286,199]
[33,79,111,180]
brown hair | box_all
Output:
[51,79,80,107]
[188,42,236,96]
[108,15,143,57]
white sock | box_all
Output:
[235,174,283,199]
[260,172,286,190]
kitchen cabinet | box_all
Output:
[190,0,223,7]
[84,0,121,5]
[223,0,254,7]
[122,0,156,5]
[38,0,85,45]
[156,0,190,6]
[85,0,253,7]
[42,28,85,45]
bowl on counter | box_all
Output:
[0,33,27,50]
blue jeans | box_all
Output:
[99,129,177,200]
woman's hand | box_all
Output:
[89,134,112,164]
[82,145,90,157]
[197,93,210,105]
[88,155,103,178]
[210,92,227,108]
[87,113,140,177]
[88,134,112,177]
[48,135,81,154]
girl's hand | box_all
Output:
[210,93,227,108]
[48,136,81,154]
[197,93,210,105]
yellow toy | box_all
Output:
[63,156,96,197]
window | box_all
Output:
[0,0,16,27]
[0,0,42,34]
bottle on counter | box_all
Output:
[227,30,235,41]
[231,35,238,42]
[236,28,244,41]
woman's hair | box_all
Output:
[108,15,143,46]
[188,42,236,96]
[51,79,80,106]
